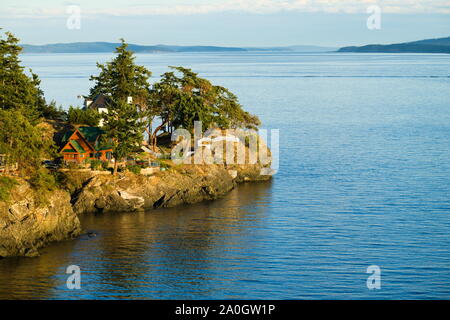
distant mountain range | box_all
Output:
[21,42,336,54]
[338,37,450,54]
[21,37,450,54]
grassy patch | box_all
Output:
[0,176,18,202]
[28,168,59,206]
[54,170,92,195]
[158,159,173,170]
[29,168,57,191]
[89,159,103,170]
[126,164,141,175]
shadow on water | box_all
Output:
[0,181,273,299]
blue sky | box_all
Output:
[1,0,450,47]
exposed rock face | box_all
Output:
[0,163,271,257]
[73,164,271,215]
[0,181,81,258]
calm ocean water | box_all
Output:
[1,52,449,299]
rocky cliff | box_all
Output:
[0,163,271,257]
[72,164,270,215]
[0,181,81,258]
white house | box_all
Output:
[83,95,133,127]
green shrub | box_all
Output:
[158,160,171,170]
[66,161,81,170]
[29,168,58,206]
[55,171,91,194]
[101,161,109,170]
[159,153,172,160]
[90,159,103,170]
[67,106,101,126]
[29,168,57,192]
[0,176,18,202]
[126,164,141,175]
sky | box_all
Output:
[1,0,450,47]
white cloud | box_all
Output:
[1,0,450,18]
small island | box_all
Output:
[338,36,450,54]
[0,31,272,258]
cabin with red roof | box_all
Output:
[60,126,113,163]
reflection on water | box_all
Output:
[0,181,273,299]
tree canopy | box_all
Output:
[0,30,57,175]
[101,100,145,175]
[88,40,261,153]
[0,32,263,178]
[0,31,46,122]
[89,39,152,104]
[0,109,55,173]
[67,106,101,126]
[148,66,261,148]
[89,40,149,174]
[152,66,260,131]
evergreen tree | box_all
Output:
[89,39,152,103]
[0,30,57,177]
[101,100,145,175]
[39,100,67,120]
[89,40,152,174]
[0,109,55,174]
[147,71,183,148]
[67,106,101,126]
[149,67,261,148]
[0,30,45,122]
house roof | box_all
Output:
[89,94,112,110]
[61,130,75,145]
[69,140,86,153]
[60,126,112,154]
[61,127,104,145]
[97,145,113,151]
[78,127,105,144]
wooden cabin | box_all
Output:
[60,127,113,163]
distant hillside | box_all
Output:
[338,37,450,54]
[21,42,335,54]
[21,42,246,53]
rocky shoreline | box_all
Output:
[0,183,81,258]
[0,164,270,258]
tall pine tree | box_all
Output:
[89,40,150,175]
[0,109,55,174]
[89,39,152,103]
[0,30,46,122]
[101,100,145,175]
[0,30,56,175]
